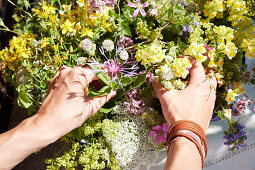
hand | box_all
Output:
[152,61,217,132]
[32,66,116,141]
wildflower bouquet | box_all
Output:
[0,0,255,169]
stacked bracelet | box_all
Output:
[166,120,208,168]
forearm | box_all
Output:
[164,137,202,170]
[0,115,56,170]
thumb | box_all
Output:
[188,61,206,86]
[89,90,117,116]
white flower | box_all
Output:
[81,39,96,55]
[81,39,93,51]
[103,105,159,169]
[102,39,114,51]
[77,57,87,65]
[119,50,129,60]
[224,109,232,120]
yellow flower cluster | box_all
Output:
[185,42,207,62]
[214,26,237,60]
[135,43,166,66]
[225,89,239,104]
[32,1,57,23]
[0,34,35,71]
[214,26,234,43]
[218,41,238,60]
[226,0,248,25]
[172,58,192,78]
[204,0,223,20]
[241,39,255,59]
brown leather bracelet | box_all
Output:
[166,120,208,168]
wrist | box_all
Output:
[0,116,56,169]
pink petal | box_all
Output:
[152,125,162,131]
[208,47,214,51]
[140,9,146,17]
[136,0,141,3]
[148,130,157,137]
[128,2,137,8]
[142,2,149,7]
[155,135,166,144]
[162,123,170,132]
[133,9,139,18]
[204,43,208,48]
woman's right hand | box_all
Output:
[152,61,217,132]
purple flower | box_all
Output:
[117,36,134,53]
[90,0,117,10]
[211,113,221,122]
[124,99,146,114]
[90,47,139,88]
[223,122,247,150]
[128,0,149,18]
[125,88,140,100]
[233,98,251,116]
[148,123,169,144]
[193,20,199,26]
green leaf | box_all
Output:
[99,106,116,113]
[87,63,111,86]
[17,90,33,109]
[88,86,112,97]
[132,73,147,89]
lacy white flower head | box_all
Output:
[119,50,129,60]
[80,38,96,55]
[102,39,114,51]
[102,108,159,170]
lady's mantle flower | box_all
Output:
[102,39,114,51]
[128,0,149,18]
[149,123,169,144]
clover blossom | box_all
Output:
[223,122,247,150]
[128,0,149,18]
[148,123,169,144]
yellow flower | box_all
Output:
[81,28,94,38]
[185,42,207,62]
[218,41,237,59]
[60,19,75,35]
[226,89,238,104]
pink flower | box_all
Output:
[128,0,149,18]
[148,123,169,144]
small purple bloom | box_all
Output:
[128,0,149,18]
[124,99,146,114]
[125,88,140,100]
[194,20,199,26]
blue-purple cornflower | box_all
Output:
[223,123,247,150]
[90,46,138,88]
